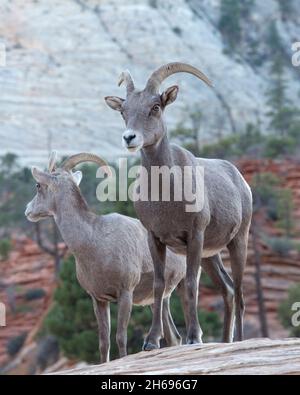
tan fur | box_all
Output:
[25,163,185,363]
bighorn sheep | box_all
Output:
[105,62,253,350]
[25,151,187,362]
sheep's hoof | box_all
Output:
[186,339,200,345]
[142,341,159,351]
[186,336,203,345]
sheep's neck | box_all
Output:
[141,133,173,169]
[53,194,93,253]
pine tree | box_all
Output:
[266,22,299,138]
[219,0,242,52]
[278,0,294,20]
[266,52,290,136]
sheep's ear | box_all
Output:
[104,96,124,111]
[31,167,52,185]
[72,170,82,186]
[161,85,179,107]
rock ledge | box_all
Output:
[50,338,300,375]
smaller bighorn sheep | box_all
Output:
[25,152,186,363]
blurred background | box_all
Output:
[0,0,300,374]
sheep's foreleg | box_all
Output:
[92,298,110,363]
[185,229,204,344]
[143,232,166,351]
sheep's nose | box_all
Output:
[25,207,31,217]
[123,133,136,145]
[25,204,32,217]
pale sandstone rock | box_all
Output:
[50,338,300,375]
[0,0,299,165]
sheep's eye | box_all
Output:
[36,183,41,190]
[150,104,160,116]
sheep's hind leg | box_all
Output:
[176,279,191,335]
[227,228,248,341]
[201,254,235,343]
[162,296,182,347]
[116,289,133,358]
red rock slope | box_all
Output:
[201,159,300,338]
[0,237,55,367]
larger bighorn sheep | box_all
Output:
[25,152,186,362]
[105,62,253,350]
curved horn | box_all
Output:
[145,62,212,93]
[61,153,112,176]
[118,70,135,94]
[48,150,57,173]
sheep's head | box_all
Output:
[25,152,110,222]
[105,63,212,153]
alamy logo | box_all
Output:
[0,43,6,67]
[95,159,205,213]
[291,42,300,67]
[0,302,6,326]
[291,302,300,327]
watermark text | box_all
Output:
[291,302,300,327]
[0,302,6,326]
[0,43,6,67]
[292,42,300,67]
[95,159,205,213]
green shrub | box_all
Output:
[265,237,294,257]
[172,27,182,36]
[198,135,240,159]
[276,189,294,236]
[252,173,294,233]
[278,284,300,337]
[7,332,27,356]
[170,109,300,161]
[0,154,36,231]
[0,238,12,261]
[264,136,296,158]
[265,198,280,221]
[252,172,280,206]
[288,123,300,141]
[200,272,215,289]
[24,288,46,301]
[174,123,265,161]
